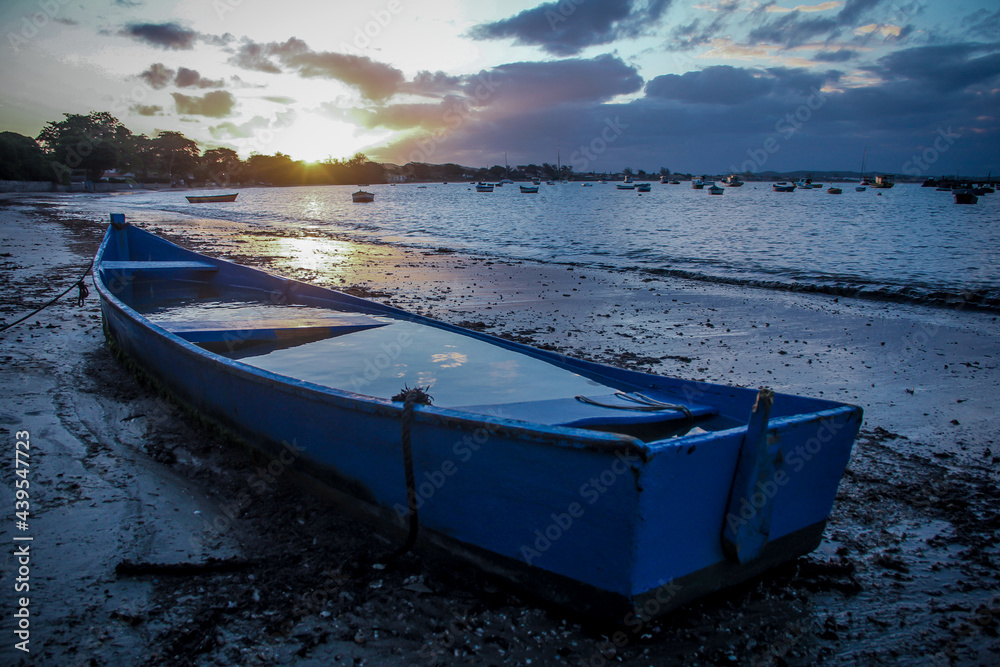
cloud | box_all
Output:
[172,90,236,117]
[959,9,1000,41]
[875,43,1000,93]
[208,111,297,140]
[227,37,405,101]
[138,64,224,90]
[398,70,466,97]
[228,38,283,73]
[130,104,163,116]
[121,22,199,50]
[352,103,456,131]
[814,48,857,62]
[745,0,889,48]
[273,38,405,101]
[262,96,296,104]
[766,2,844,13]
[469,0,672,56]
[208,115,272,139]
[666,1,742,50]
[646,66,776,105]
[139,63,174,89]
[645,65,838,105]
[175,67,224,89]
[472,54,643,112]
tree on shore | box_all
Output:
[36,111,132,182]
[0,132,51,181]
[152,131,199,183]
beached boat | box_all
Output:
[772,182,796,192]
[94,217,862,621]
[519,185,539,193]
[352,190,375,203]
[186,193,238,203]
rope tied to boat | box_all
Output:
[0,259,94,336]
[575,392,693,418]
[391,385,433,555]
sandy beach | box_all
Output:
[1,194,998,665]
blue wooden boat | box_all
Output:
[94,215,862,621]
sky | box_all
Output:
[1,0,998,176]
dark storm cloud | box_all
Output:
[468,0,672,56]
[120,22,199,50]
[172,90,236,117]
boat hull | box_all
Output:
[186,193,238,203]
[94,221,861,621]
[352,191,375,202]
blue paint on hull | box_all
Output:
[94,220,862,619]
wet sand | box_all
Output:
[1,195,998,665]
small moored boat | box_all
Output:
[827,187,843,194]
[94,218,862,621]
[772,182,795,192]
[352,190,375,203]
[475,183,494,193]
[708,184,724,195]
[636,183,651,192]
[186,193,238,203]
[953,189,978,205]
[519,185,539,193]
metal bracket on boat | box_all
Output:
[575,392,693,418]
[722,387,778,564]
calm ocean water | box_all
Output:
[107,182,1000,311]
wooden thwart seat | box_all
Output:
[101,260,219,273]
